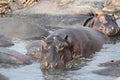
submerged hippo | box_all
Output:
[26,40,43,61]
[93,60,120,77]
[38,13,120,37]
[0,73,9,80]
[12,0,119,36]
[0,17,49,40]
[0,35,14,47]
[97,60,120,67]
[0,48,33,66]
[79,13,120,36]
[93,67,120,77]
[40,27,107,69]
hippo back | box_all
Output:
[0,73,9,80]
[40,27,107,69]
[52,27,107,56]
[0,48,33,65]
[0,17,49,40]
[0,35,14,47]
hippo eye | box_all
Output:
[58,43,64,52]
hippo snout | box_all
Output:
[97,23,120,36]
[41,60,65,69]
[105,25,120,36]
[93,14,120,36]
[41,62,58,69]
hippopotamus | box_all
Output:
[78,13,120,37]
[97,60,120,67]
[0,17,49,40]
[0,73,9,80]
[0,48,33,66]
[93,67,120,77]
[40,27,107,69]
[93,60,120,77]
[12,0,119,37]
[26,40,43,61]
[0,35,14,47]
[18,13,120,37]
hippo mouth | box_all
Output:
[40,61,65,70]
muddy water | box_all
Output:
[0,20,120,80]
[0,38,117,80]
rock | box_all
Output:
[0,0,12,17]
[102,0,120,13]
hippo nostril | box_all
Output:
[54,63,58,67]
[49,63,54,68]
[30,52,35,57]
[44,62,49,67]
[47,63,58,68]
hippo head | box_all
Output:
[40,35,72,69]
[97,60,119,67]
[92,14,120,36]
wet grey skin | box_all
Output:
[88,14,120,36]
[0,73,9,80]
[0,35,14,47]
[40,28,107,69]
[0,48,33,66]
[0,17,49,40]
[26,40,43,61]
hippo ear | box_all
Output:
[41,36,47,41]
[111,13,119,20]
[95,10,103,16]
[64,35,68,41]
[95,13,99,17]
[64,35,72,44]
